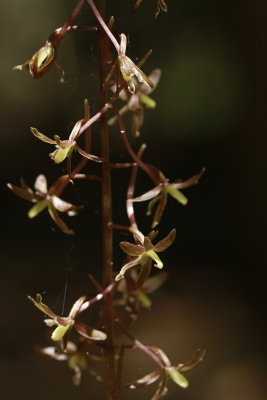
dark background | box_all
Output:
[1,1,266,399]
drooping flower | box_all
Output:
[117,33,154,94]
[13,41,58,79]
[109,69,161,137]
[131,168,205,228]
[28,294,107,349]
[7,174,82,235]
[115,229,176,281]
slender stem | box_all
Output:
[87,0,120,51]
[97,1,116,399]
[111,104,159,184]
[127,143,147,230]
[52,0,85,47]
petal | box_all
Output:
[151,190,168,228]
[34,174,48,194]
[74,321,107,341]
[167,187,188,205]
[139,93,156,108]
[28,199,49,218]
[76,143,103,163]
[128,94,141,111]
[151,379,168,400]
[30,127,56,144]
[153,229,176,252]
[146,195,160,216]
[143,237,154,251]
[137,291,152,308]
[37,346,68,361]
[144,250,163,269]
[142,271,168,294]
[119,241,144,256]
[131,109,144,138]
[51,195,82,213]
[68,296,87,319]
[28,294,58,319]
[54,136,74,150]
[50,147,71,164]
[51,324,71,341]
[178,349,206,372]
[69,119,83,141]
[148,346,171,366]
[124,368,162,389]
[132,186,161,202]
[142,69,161,94]
[119,33,127,55]
[115,257,141,281]
[166,367,189,389]
[48,205,74,235]
[7,182,36,202]
[172,168,205,189]
[133,62,154,89]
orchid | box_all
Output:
[117,270,168,312]
[115,229,176,281]
[28,294,107,349]
[38,339,104,386]
[117,33,154,94]
[31,119,102,178]
[131,168,205,228]
[109,69,161,137]
[125,348,205,400]
[7,174,82,235]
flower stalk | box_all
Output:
[9,1,206,399]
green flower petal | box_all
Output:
[52,147,71,164]
[51,324,70,341]
[166,368,189,389]
[139,93,156,108]
[28,199,49,218]
[145,250,163,269]
[167,187,188,205]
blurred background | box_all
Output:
[1,0,266,399]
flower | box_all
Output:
[7,174,83,235]
[37,339,104,386]
[131,168,205,228]
[38,340,88,386]
[109,69,161,137]
[117,34,154,94]
[13,41,57,79]
[133,0,168,18]
[28,294,107,349]
[125,348,205,399]
[117,270,168,312]
[115,229,176,281]
[31,119,102,178]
